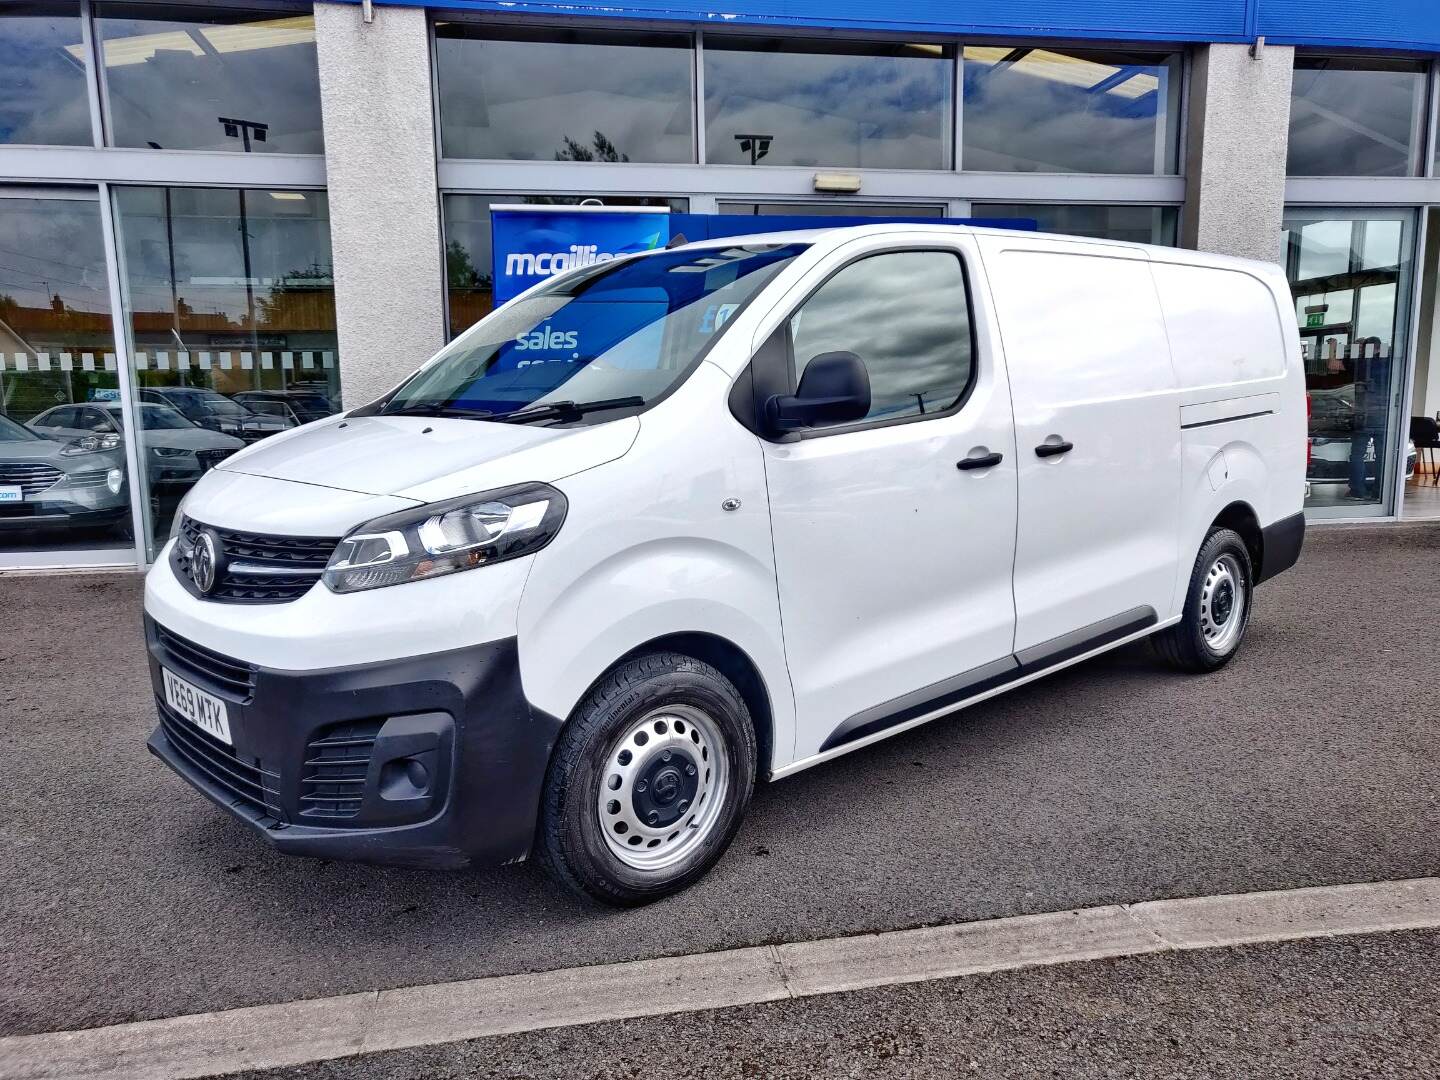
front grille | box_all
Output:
[300,720,382,820]
[154,623,257,699]
[176,516,339,604]
[195,448,232,472]
[157,701,283,820]
[0,462,63,495]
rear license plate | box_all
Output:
[162,666,232,745]
[0,486,21,503]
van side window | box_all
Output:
[788,250,973,427]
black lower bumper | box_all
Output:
[0,503,128,530]
[145,617,563,869]
[1257,510,1306,584]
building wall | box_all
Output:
[338,0,1440,53]
[315,0,447,407]
[1181,43,1295,264]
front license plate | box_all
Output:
[0,486,21,503]
[162,666,232,745]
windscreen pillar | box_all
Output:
[315,1,446,408]
[1181,43,1295,265]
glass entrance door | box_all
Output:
[0,188,136,567]
[1282,209,1417,517]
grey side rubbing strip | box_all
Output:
[1014,606,1157,670]
[821,607,1159,752]
[823,610,1157,754]
[821,657,1020,751]
[1179,409,1273,430]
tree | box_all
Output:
[556,131,630,163]
[446,240,491,290]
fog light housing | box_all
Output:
[106,468,123,495]
[379,753,433,802]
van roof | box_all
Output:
[677,221,1281,276]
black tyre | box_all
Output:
[536,651,757,906]
[1153,526,1254,673]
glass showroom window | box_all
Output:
[963,47,1181,174]
[0,2,93,146]
[113,186,340,556]
[434,24,694,163]
[442,194,688,337]
[95,4,323,153]
[1288,56,1427,177]
[704,37,953,170]
[972,204,1178,245]
[1281,210,1416,516]
[0,191,133,564]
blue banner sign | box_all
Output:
[490,208,1034,305]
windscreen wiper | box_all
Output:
[498,396,646,424]
[383,403,495,420]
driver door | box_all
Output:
[752,237,1020,761]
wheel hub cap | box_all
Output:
[1212,580,1234,624]
[632,750,698,829]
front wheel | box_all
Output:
[536,651,757,906]
[1153,527,1254,673]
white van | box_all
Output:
[144,224,1306,905]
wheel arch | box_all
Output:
[1211,500,1263,577]
[569,632,777,781]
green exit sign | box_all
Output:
[1306,311,1325,328]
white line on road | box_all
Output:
[2,876,1438,1080]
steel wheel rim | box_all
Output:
[1199,552,1247,654]
[597,703,730,871]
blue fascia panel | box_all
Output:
[338,0,1440,53]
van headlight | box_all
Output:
[323,482,567,594]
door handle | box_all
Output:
[957,451,1003,471]
[1034,440,1074,459]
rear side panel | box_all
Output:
[1148,256,1306,595]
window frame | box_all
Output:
[1286,52,1432,179]
[93,0,324,155]
[701,32,958,172]
[430,18,699,165]
[738,244,981,443]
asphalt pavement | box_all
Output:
[234,929,1440,1080]
[2,524,1439,1040]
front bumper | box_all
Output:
[0,498,127,531]
[145,617,563,869]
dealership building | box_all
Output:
[3,0,1440,571]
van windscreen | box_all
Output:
[380,243,808,423]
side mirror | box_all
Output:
[764,351,871,433]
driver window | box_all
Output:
[789,249,973,426]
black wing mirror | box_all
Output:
[764,351,871,433]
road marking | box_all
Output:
[2,876,1438,1080]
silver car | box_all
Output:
[28,402,245,488]
[0,413,129,534]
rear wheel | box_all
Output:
[536,651,756,906]
[1153,527,1254,673]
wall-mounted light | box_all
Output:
[813,172,862,194]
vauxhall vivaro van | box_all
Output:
[144,224,1306,905]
